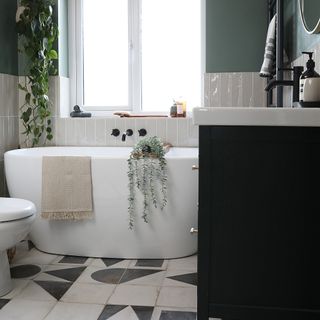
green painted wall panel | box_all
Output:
[206,0,268,73]
[284,0,320,61]
[0,0,18,75]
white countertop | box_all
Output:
[192,107,320,127]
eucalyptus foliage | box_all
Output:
[16,0,58,147]
[128,136,168,229]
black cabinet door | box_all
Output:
[198,126,320,320]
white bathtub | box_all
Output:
[4,147,198,259]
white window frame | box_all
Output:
[68,0,205,116]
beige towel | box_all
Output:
[41,156,93,220]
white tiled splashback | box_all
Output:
[0,73,20,196]
[54,117,198,147]
[204,72,267,108]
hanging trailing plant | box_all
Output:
[128,136,169,229]
[16,0,58,147]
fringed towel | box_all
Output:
[41,156,93,220]
[260,14,277,77]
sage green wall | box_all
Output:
[0,0,18,75]
[284,0,320,61]
[206,0,268,73]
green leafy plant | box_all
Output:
[16,0,58,147]
[128,136,168,229]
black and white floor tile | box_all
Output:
[0,241,197,320]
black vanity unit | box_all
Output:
[195,108,320,320]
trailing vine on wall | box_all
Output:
[16,0,58,147]
[128,136,168,229]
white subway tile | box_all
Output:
[177,118,189,146]
[203,73,210,107]
[231,73,243,107]
[156,118,167,143]
[209,73,221,107]
[242,72,253,107]
[95,119,106,146]
[220,73,232,107]
[85,119,96,145]
[166,118,178,146]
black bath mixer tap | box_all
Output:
[122,129,133,141]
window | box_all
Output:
[69,0,203,113]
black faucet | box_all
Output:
[265,66,304,104]
[122,129,133,141]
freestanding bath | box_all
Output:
[4,147,198,259]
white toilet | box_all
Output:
[0,197,36,297]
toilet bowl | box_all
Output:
[0,197,36,297]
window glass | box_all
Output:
[141,0,201,111]
[83,0,129,107]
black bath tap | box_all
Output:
[265,66,304,104]
[122,129,133,141]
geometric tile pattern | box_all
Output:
[4,242,198,320]
[0,299,10,309]
[102,258,124,268]
[34,281,73,300]
[159,310,197,320]
[91,268,162,284]
[58,256,88,264]
[10,264,41,279]
[45,266,86,282]
[97,304,127,319]
[167,272,197,286]
[132,305,154,320]
[135,259,164,268]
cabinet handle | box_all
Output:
[192,165,199,170]
[190,227,198,234]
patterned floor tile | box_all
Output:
[151,307,197,320]
[15,281,58,301]
[132,305,154,320]
[34,280,73,300]
[135,260,164,268]
[44,301,104,320]
[163,270,197,287]
[61,282,115,304]
[10,264,42,279]
[108,285,159,306]
[97,304,127,319]
[58,255,89,264]
[1,279,30,299]
[98,305,138,320]
[167,255,197,271]
[120,269,163,284]
[166,272,197,286]
[91,268,126,284]
[0,299,10,309]
[159,310,196,320]
[123,270,166,287]
[45,266,86,282]
[102,258,125,267]
[156,286,197,308]
[0,299,56,320]
[90,258,131,269]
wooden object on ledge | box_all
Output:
[163,143,172,154]
[114,111,168,118]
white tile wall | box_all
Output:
[204,72,267,108]
[0,73,20,196]
[54,117,198,147]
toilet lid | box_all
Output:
[0,197,36,222]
